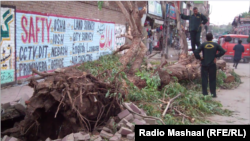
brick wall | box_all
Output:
[1,1,127,24]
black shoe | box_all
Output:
[212,95,217,98]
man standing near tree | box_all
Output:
[194,33,226,98]
[179,7,208,54]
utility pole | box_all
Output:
[161,1,168,59]
[165,4,170,59]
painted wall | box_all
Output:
[114,24,126,54]
[1,7,16,84]
[16,10,115,80]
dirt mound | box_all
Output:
[1,67,125,141]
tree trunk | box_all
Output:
[115,1,147,74]
[173,1,188,56]
[130,41,148,74]
[224,73,235,83]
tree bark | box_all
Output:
[130,41,148,74]
[173,1,188,56]
[115,1,147,74]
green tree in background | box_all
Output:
[241,12,250,18]
[247,34,250,43]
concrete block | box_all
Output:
[109,136,120,141]
[129,103,141,114]
[90,135,100,140]
[123,102,133,111]
[144,118,157,125]
[118,127,133,135]
[93,137,102,141]
[127,133,135,140]
[117,109,130,119]
[140,109,147,116]
[124,114,134,122]
[114,132,122,139]
[74,132,90,140]
[62,133,74,141]
[100,130,113,139]
[134,114,143,120]
[126,122,135,131]
[133,119,146,125]
[102,127,112,133]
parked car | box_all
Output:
[218,34,250,63]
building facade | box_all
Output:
[1,1,138,85]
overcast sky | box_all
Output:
[209,1,250,25]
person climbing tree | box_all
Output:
[179,7,208,54]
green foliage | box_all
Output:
[97,1,103,10]
[135,70,161,90]
[210,23,232,35]
[128,79,232,124]
[216,70,227,87]
[77,55,235,124]
[247,35,250,43]
[241,12,250,18]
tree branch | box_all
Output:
[118,34,133,40]
[112,44,131,55]
[126,1,133,12]
[115,1,134,29]
[139,7,147,18]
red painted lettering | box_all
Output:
[40,18,46,43]
[29,17,35,43]
[46,19,52,43]
[21,16,28,43]
[36,17,40,43]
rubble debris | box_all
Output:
[129,103,141,114]
[109,135,120,141]
[100,130,113,139]
[118,127,133,135]
[127,133,135,140]
[124,114,134,122]
[102,127,112,133]
[118,110,130,119]
[1,67,124,141]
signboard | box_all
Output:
[1,6,16,84]
[148,1,162,17]
[16,10,115,80]
[166,3,176,20]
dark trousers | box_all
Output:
[201,64,217,96]
[149,42,153,54]
[190,31,201,53]
[233,60,240,68]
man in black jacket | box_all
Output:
[194,33,226,98]
[179,7,208,54]
[233,40,245,69]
